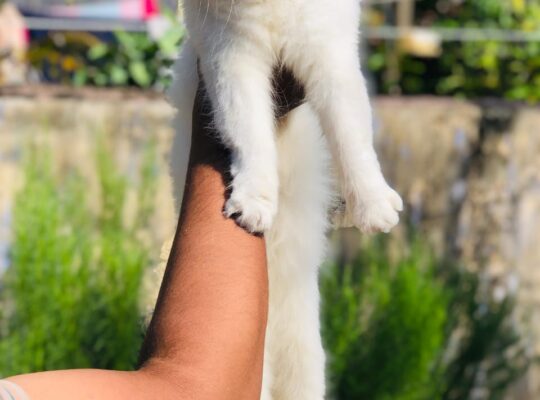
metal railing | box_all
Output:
[23,16,147,32]
[364,26,540,43]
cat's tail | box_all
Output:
[168,40,199,212]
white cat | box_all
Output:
[169,1,403,398]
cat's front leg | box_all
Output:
[199,47,278,233]
[299,49,402,233]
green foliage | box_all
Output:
[27,13,184,89]
[0,138,157,376]
[77,16,185,89]
[322,237,530,400]
[322,239,448,399]
[368,0,540,101]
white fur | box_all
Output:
[169,1,402,398]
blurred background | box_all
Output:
[0,0,539,399]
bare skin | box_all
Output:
[5,69,305,400]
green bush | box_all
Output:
[0,139,157,376]
[368,0,540,101]
[322,239,448,399]
[27,12,184,89]
[75,15,185,89]
[322,237,530,400]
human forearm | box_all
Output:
[139,147,269,399]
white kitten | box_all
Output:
[169,1,402,398]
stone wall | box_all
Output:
[375,98,540,398]
[1,93,539,397]
[0,93,177,243]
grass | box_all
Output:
[0,137,157,376]
[321,237,530,400]
[322,238,448,399]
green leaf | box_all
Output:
[129,61,151,87]
[72,70,87,86]
[157,27,185,56]
[109,65,128,85]
[93,72,108,86]
[115,31,144,60]
[87,43,109,60]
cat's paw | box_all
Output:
[224,176,278,234]
[348,185,403,234]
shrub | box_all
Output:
[321,237,530,399]
[0,138,157,376]
[322,239,448,399]
[27,12,184,89]
[367,0,540,101]
[75,16,185,89]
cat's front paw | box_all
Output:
[224,174,278,234]
[348,185,403,234]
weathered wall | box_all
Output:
[0,95,177,255]
[1,93,539,397]
[376,98,540,399]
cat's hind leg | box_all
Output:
[265,104,333,400]
[261,348,274,400]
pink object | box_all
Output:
[0,3,28,49]
[23,27,29,45]
[143,0,159,20]
[120,0,140,19]
[50,0,161,21]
